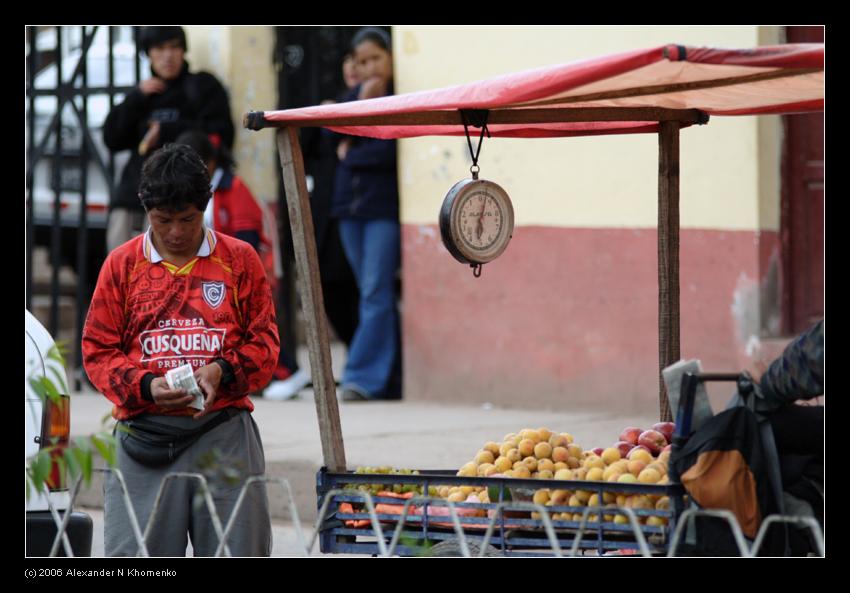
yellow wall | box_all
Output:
[394,26,784,231]
[184,26,278,205]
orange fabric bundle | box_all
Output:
[338,491,415,528]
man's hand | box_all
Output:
[337,138,352,162]
[139,77,167,96]
[138,121,161,156]
[192,363,223,419]
[150,377,194,410]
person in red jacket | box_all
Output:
[82,143,278,556]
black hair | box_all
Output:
[139,26,187,55]
[175,130,215,163]
[351,27,391,53]
[138,144,211,213]
[175,129,236,172]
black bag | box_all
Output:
[118,409,238,467]
[670,406,778,543]
[670,400,822,556]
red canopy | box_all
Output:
[251,43,823,139]
[250,42,824,453]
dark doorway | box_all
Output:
[273,26,372,357]
[781,26,824,334]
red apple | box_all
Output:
[618,427,642,446]
[638,430,667,454]
[662,444,672,453]
[592,447,605,457]
[652,422,675,444]
[613,441,634,458]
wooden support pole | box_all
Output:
[276,127,346,471]
[658,121,681,422]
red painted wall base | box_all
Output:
[401,224,781,414]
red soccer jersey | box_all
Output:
[82,229,280,420]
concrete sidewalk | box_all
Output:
[69,386,659,523]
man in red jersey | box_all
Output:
[82,144,279,556]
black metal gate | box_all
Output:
[26,26,144,388]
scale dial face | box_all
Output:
[440,178,514,265]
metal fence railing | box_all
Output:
[26,26,143,389]
[38,470,825,558]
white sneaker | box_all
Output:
[264,367,311,401]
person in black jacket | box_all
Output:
[750,318,824,550]
[103,26,234,252]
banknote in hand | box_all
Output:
[165,364,206,410]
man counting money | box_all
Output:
[82,143,279,556]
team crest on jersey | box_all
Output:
[202,281,226,309]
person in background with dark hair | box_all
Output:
[175,129,305,400]
[103,26,234,253]
[341,51,360,91]
[82,143,277,556]
[330,27,402,402]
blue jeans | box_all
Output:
[338,218,400,398]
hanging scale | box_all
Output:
[439,110,515,278]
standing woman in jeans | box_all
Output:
[331,27,401,401]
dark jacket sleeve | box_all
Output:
[321,85,362,146]
[343,138,397,171]
[760,319,824,406]
[102,89,150,152]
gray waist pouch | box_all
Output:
[118,409,239,467]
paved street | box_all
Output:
[81,507,350,557]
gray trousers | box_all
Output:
[104,410,272,557]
